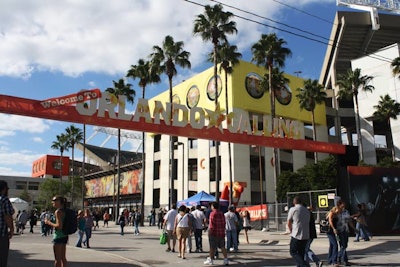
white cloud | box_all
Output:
[0,166,32,177]
[0,114,51,134]
[0,0,328,79]
[32,137,45,143]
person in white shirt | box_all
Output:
[163,204,178,253]
[191,205,206,252]
[287,196,310,267]
[174,205,191,259]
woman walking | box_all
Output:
[76,210,85,247]
[82,209,94,248]
[326,206,339,267]
[241,210,251,244]
[174,205,191,259]
[45,196,68,267]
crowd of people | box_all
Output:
[0,178,374,267]
[287,196,372,267]
[161,202,251,266]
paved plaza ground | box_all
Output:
[8,223,400,267]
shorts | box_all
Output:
[176,227,190,239]
[209,235,225,250]
[166,230,176,239]
[53,236,69,244]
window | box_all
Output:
[209,156,221,181]
[16,181,27,190]
[28,182,40,190]
[250,155,264,181]
[153,160,160,180]
[188,138,198,149]
[154,135,161,152]
[188,159,198,181]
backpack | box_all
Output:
[62,208,77,235]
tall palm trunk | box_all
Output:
[311,110,318,164]
[224,70,233,205]
[116,128,121,223]
[71,145,75,207]
[81,124,86,210]
[213,42,220,204]
[140,86,146,226]
[269,63,279,227]
[59,151,63,194]
[169,76,175,208]
[354,93,364,162]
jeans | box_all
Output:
[120,223,125,235]
[305,238,320,264]
[76,230,84,247]
[289,237,308,267]
[327,233,338,264]
[194,229,203,250]
[338,231,349,263]
[226,230,238,251]
[355,222,370,241]
[83,227,92,247]
[0,236,10,267]
[134,220,140,234]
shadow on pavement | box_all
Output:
[8,248,141,267]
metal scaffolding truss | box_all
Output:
[87,126,143,152]
[337,0,400,13]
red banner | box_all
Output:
[238,204,268,221]
[36,89,101,109]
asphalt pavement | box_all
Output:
[7,223,400,267]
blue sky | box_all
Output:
[0,0,354,176]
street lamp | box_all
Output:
[175,142,185,200]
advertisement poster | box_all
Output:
[347,166,400,234]
[85,169,141,198]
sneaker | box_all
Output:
[166,248,171,252]
[317,261,323,267]
[204,257,214,265]
[229,247,234,252]
[223,258,229,265]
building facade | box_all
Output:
[143,60,329,211]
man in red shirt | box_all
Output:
[204,202,229,265]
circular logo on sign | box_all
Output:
[206,76,222,101]
[245,72,264,99]
[186,85,200,109]
[172,94,180,104]
[275,84,292,105]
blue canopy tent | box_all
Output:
[177,191,229,207]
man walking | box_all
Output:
[204,202,229,266]
[287,196,310,267]
[163,204,178,252]
[192,204,206,252]
[225,205,238,253]
[0,180,15,267]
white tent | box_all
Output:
[9,198,29,217]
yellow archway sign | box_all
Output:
[318,195,328,208]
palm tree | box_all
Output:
[373,94,400,162]
[251,33,291,211]
[51,133,69,193]
[194,4,237,203]
[337,68,374,162]
[126,58,161,225]
[296,79,327,163]
[150,35,190,208]
[65,125,83,207]
[105,78,135,221]
[209,41,241,204]
[392,57,400,79]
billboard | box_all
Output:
[85,169,141,198]
[347,166,400,234]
